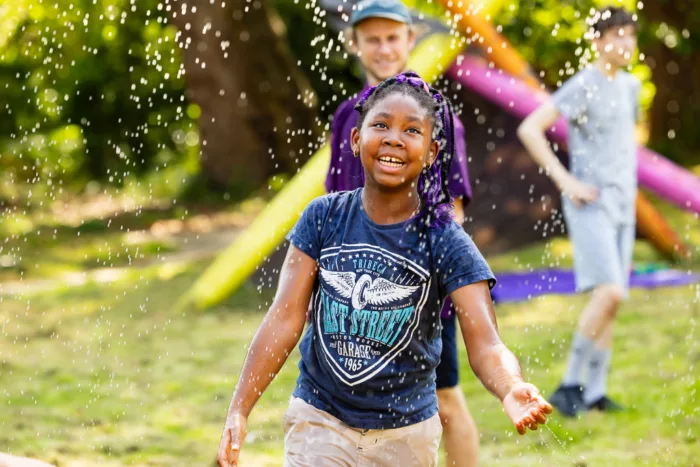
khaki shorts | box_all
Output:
[283,396,442,467]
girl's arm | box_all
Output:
[217,244,317,466]
[450,281,552,434]
[451,281,521,398]
[227,244,316,416]
[516,101,598,207]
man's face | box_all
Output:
[594,25,637,68]
[352,17,416,85]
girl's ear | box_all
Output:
[427,140,440,167]
[351,127,360,157]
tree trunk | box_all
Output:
[639,1,700,166]
[171,0,318,194]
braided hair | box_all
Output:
[354,72,458,227]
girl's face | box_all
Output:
[351,92,439,191]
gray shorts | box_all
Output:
[283,397,442,467]
[562,198,635,296]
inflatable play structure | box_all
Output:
[179,0,699,310]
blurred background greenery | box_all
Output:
[0,1,698,465]
[1,0,697,210]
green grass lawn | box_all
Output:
[1,196,698,466]
[1,253,698,466]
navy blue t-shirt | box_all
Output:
[286,189,496,429]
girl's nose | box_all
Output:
[382,133,404,148]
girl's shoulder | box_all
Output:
[427,218,475,249]
[429,219,478,255]
[427,220,495,290]
[322,188,360,205]
[431,218,468,236]
[304,189,360,218]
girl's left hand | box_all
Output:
[503,382,553,435]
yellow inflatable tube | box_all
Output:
[180,33,464,310]
[470,0,510,19]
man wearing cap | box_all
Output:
[325,1,478,465]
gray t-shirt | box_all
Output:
[552,67,641,224]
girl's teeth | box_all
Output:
[380,159,402,168]
[379,158,403,167]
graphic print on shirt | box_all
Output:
[315,243,430,386]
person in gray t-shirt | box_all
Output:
[517,6,640,417]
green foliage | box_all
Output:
[0,0,196,195]
[495,0,699,164]
[634,2,700,165]
[637,0,700,58]
[497,1,643,85]
[274,0,364,123]
[0,0,696,203]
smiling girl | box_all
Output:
[217,72,552,467]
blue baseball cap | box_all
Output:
[350,0,413,27]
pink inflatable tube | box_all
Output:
[447,56,700,215]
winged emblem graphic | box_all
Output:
[320,268,419,310]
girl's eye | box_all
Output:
[372,122,387,129]
[406,127,421,134]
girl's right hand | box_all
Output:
[503,382,553,435]
[217,413,248,467]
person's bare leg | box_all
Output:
[553,283,625,416]
[576,284,624,340]
[594,319,615,348]
[566,285,624,408]
[584,293,623,407]
[560,284,622,386]
[437,386,479,467]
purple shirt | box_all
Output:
[325,84,473,319]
